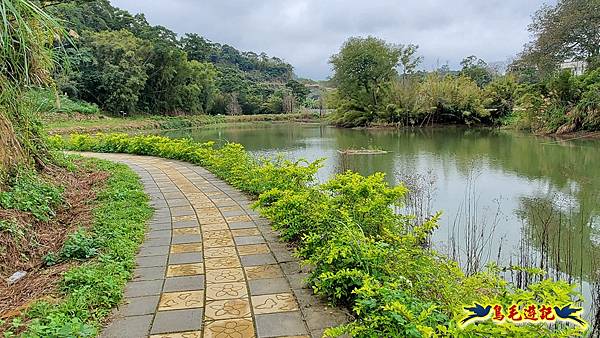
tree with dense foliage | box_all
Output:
[482,74,518,121]
[48,0,297,115]
[460,55,494,88]
[331,36,401,109]
[514,0,600,76]
[286,79,310,104]
[330,37,497,127]
[504,0,600,133]
[80,30,151,113]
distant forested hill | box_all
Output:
[49,0,309,115]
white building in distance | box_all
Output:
[560,60,587,75]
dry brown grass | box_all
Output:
[0,164,109,318]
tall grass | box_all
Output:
[0,0,67,179]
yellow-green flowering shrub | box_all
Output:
[49,133,588,337]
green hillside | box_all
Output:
[49,0,309,115]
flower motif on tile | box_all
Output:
[170,243,202,253]
[205,237,235,248]
[216,284,244,297]
[206,282,248,300]
[204,246,237,258]
[251,293,299,314]
[205,257,241,269]
[167,263,204,277]
[204,230,232,239]
[173,227,201,235]
[237,244,270,256]
[231,228,260,237]
[158,291,204,311]
[206,268,245,283]
[206,299,251,320]
[244,265,283,280]
[204,318,254,338]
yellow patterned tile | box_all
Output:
[204,247,238,258]
[205,191,225,197]
[173,227,201,235]
[158,291,204,311]
[198,212,222,218]
[150,330,202,338]
[251,293,299,314]
[203,230,232,240]
[204,237,235,248]
[171,243,203,253]
[195,206,219,213]
[206,268,245,283]
[206,282,248,300]
[167,263,204,277]
[237,244,270,256]
[187,193,208,199]
[205,299,251,320]
[231,228,260,237]
[226,215,252,223]
[205,257,241,270]
[199,216,227,225]
[202,222,229,231]
[190,201,215,208]
[244,265,283,280]
[204,318,255,338]
[172,215,197,222]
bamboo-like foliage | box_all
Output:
[0,0,65,181]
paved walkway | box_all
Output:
[78,153,347,338]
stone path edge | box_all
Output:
[73,152,349,338]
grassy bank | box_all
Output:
[46,112,321,135]
[50,133,588,337]
[1,156,152,337]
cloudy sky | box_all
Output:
[112,0,553,80]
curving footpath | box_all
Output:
[77,153,347,338]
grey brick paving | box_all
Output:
[75,153,348,338]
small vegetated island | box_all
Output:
[0,0,599,337]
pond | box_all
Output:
[159,122,599,319]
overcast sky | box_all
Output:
[111,0,553,80]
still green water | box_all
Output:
[160,122,599,315]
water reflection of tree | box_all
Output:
[516,193,599,282]
[516,192,600,330]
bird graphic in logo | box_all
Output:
[461,303,492,325]
[553,304,586,326]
